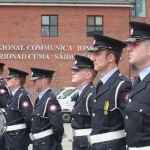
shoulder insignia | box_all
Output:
[124,92,130,102]
[0,89,6,94]
[22,101,30,108]
[49,104,58,113]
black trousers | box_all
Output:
[0,136,6,150]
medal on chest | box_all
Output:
[104,101,109,115]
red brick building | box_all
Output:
[0,0,147,89]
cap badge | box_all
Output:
[131,29,133,35]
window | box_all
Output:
[42,15,58,37]
[132,65,138,71]
[132,0,146,17]
[87,16,103,37]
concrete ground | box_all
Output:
[29,123,72,150]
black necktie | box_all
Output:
[35,97,39,106]
[96,80,103,94]
[75,92,79,102]
[133,76,141,90]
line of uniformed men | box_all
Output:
[0,66,64,150]
[70,21,150,150]
[0,20,150,150]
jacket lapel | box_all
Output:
[95,70,120,99]
[8,86,22,104]
[74,82,93,106]
[34,89,51,108]
[130,73,150,98]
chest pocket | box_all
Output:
[72,108,88,116]
[32,110,44,126]
[98,102,116,126]
[131,103,150,133]
[7,102,21,119]
[72,108,89,127]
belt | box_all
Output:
[0,108,6,113]
[128,146,150,150]
[72,128,91,136]
[6,123,26,132]
[88,129,125,145]
[30,129,53,141]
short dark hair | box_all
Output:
[14,77,26,86]
[105,50,121,65]
[46,78,52,84]
[85,68,98,80]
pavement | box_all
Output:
[29,123,72,150]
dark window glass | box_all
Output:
[87,16,103,37]
[42,26,49,36]
[42,15,58,37]
[132,65,139,71]
[50,26,57,36]
[132,0,146,17]
[51,16,57,25]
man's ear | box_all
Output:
[108,54,114,63]
[15,78,20,85]
[42,78,47,85]
[86,72,92,80]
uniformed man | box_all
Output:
[5,68,33,150]
[0,63,11,150]
[71,55,97,150]
[124,21,150,149]
[87,34,132,150]
[29,68,64,150]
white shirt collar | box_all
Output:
[39,88,50,99]
[12,86,21,96]
[79,83,89,96]
[139,66,150,81]
[100,67,118,84]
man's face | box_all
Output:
[90,50,109,72]
[32,78,43,93]
[71,69,87,87]
[6,77,18,91]
[127,41,149,69]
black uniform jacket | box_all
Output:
[89,70,132,150]
[5,86,33,149]
[71,82,95,150]
[31,89,64,150]
[0,78,11,108]
[125,73,150,147]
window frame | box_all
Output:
[87,15,103,37]
[41,15,58,37]
[132,0,146,18]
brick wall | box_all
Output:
[0,6,131,88]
